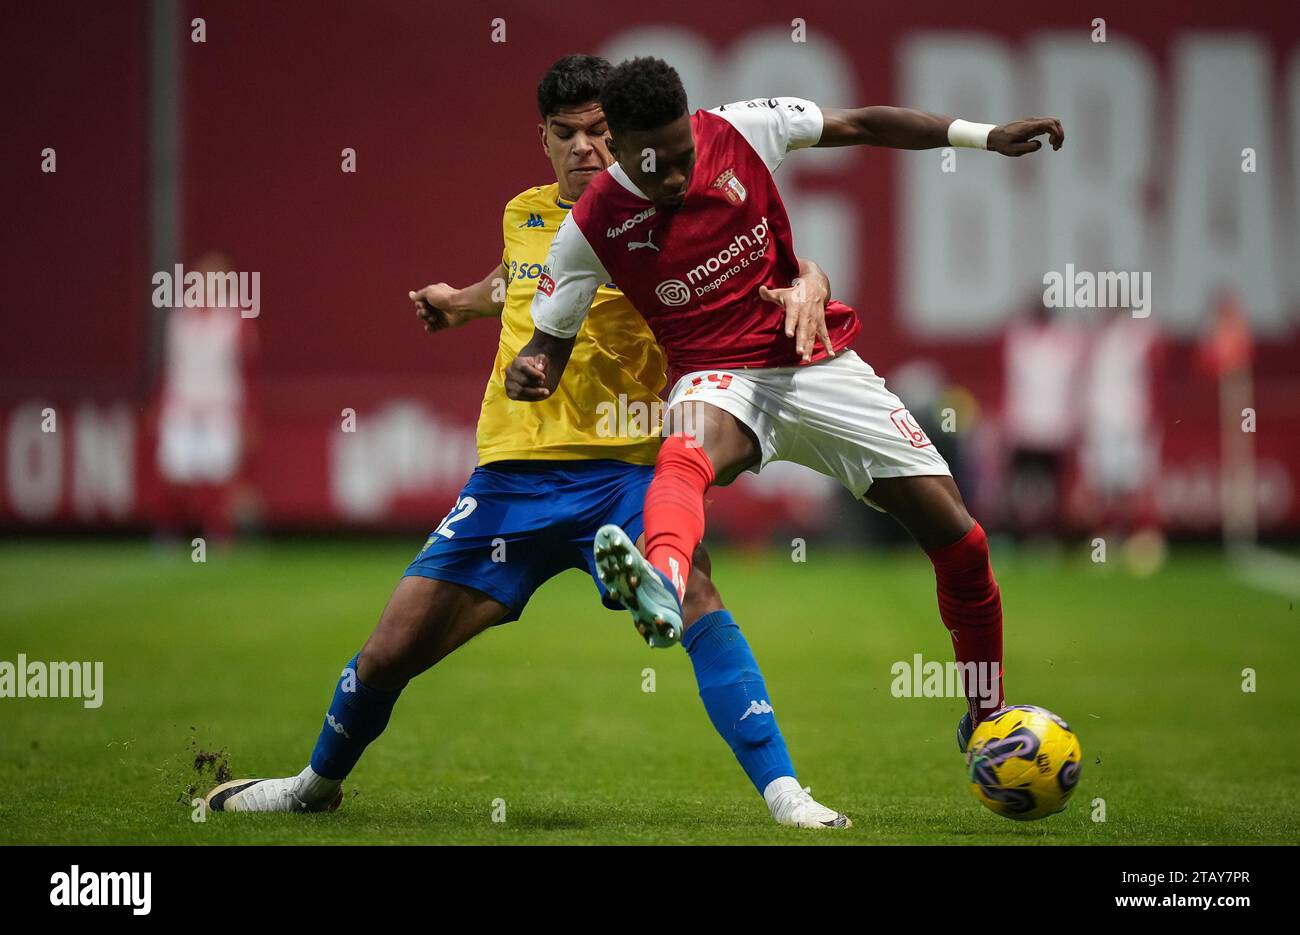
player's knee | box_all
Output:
[919,496,975,552]
[656,433,717,485]
[356,639,410,693]
[960,516,987,556]
[358,603,436,690]
[359,579,464,689]
[929,520,1000,607]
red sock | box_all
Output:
[643,435,715,601]
[927,521,1005,723]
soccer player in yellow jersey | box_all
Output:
[205,55,848,828]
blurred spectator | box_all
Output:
[1197,291,1256,547]
[1196,291,1253,379]
[1079,306,1166,570]
[1001,301,1086,540]
[154,251,257,545]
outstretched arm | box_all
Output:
[409,262,507,333]
[818,107,1064,156]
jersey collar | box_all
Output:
[609,162,651,201]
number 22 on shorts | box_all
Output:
[434,496,478,539]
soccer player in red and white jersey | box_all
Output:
[505,57,1065,748]
[155,251,256,546]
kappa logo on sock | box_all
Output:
[326,714,351,739]
[739,699,774,721]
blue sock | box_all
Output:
[684,610,795,795]
[309,652,402,781]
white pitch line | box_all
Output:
[1231,544,1300,599]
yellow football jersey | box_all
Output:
[476,183,667,465]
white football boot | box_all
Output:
[594,524,684,648]
[764,777,853,829]
[205,766,342,813]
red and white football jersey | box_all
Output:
[532,98,861,379]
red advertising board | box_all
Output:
[3,1,1298,535]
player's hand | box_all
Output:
[410,283,470,332]
[760,278,834,363]
[504,353,551,401]
[987,117,1064,156]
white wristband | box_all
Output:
[948,119,996,149]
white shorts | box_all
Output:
[1082,428,1157,495]
[158,408,241,484]
[664,350,950,499]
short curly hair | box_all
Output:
[600,57,688,133]
[537,54,612,119]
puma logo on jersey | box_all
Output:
[326,714,351,739]
[739,699,775,721]
[628,230,659,252]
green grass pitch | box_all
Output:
[1,539,1297,845]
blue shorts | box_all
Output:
[404,460,654,623]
